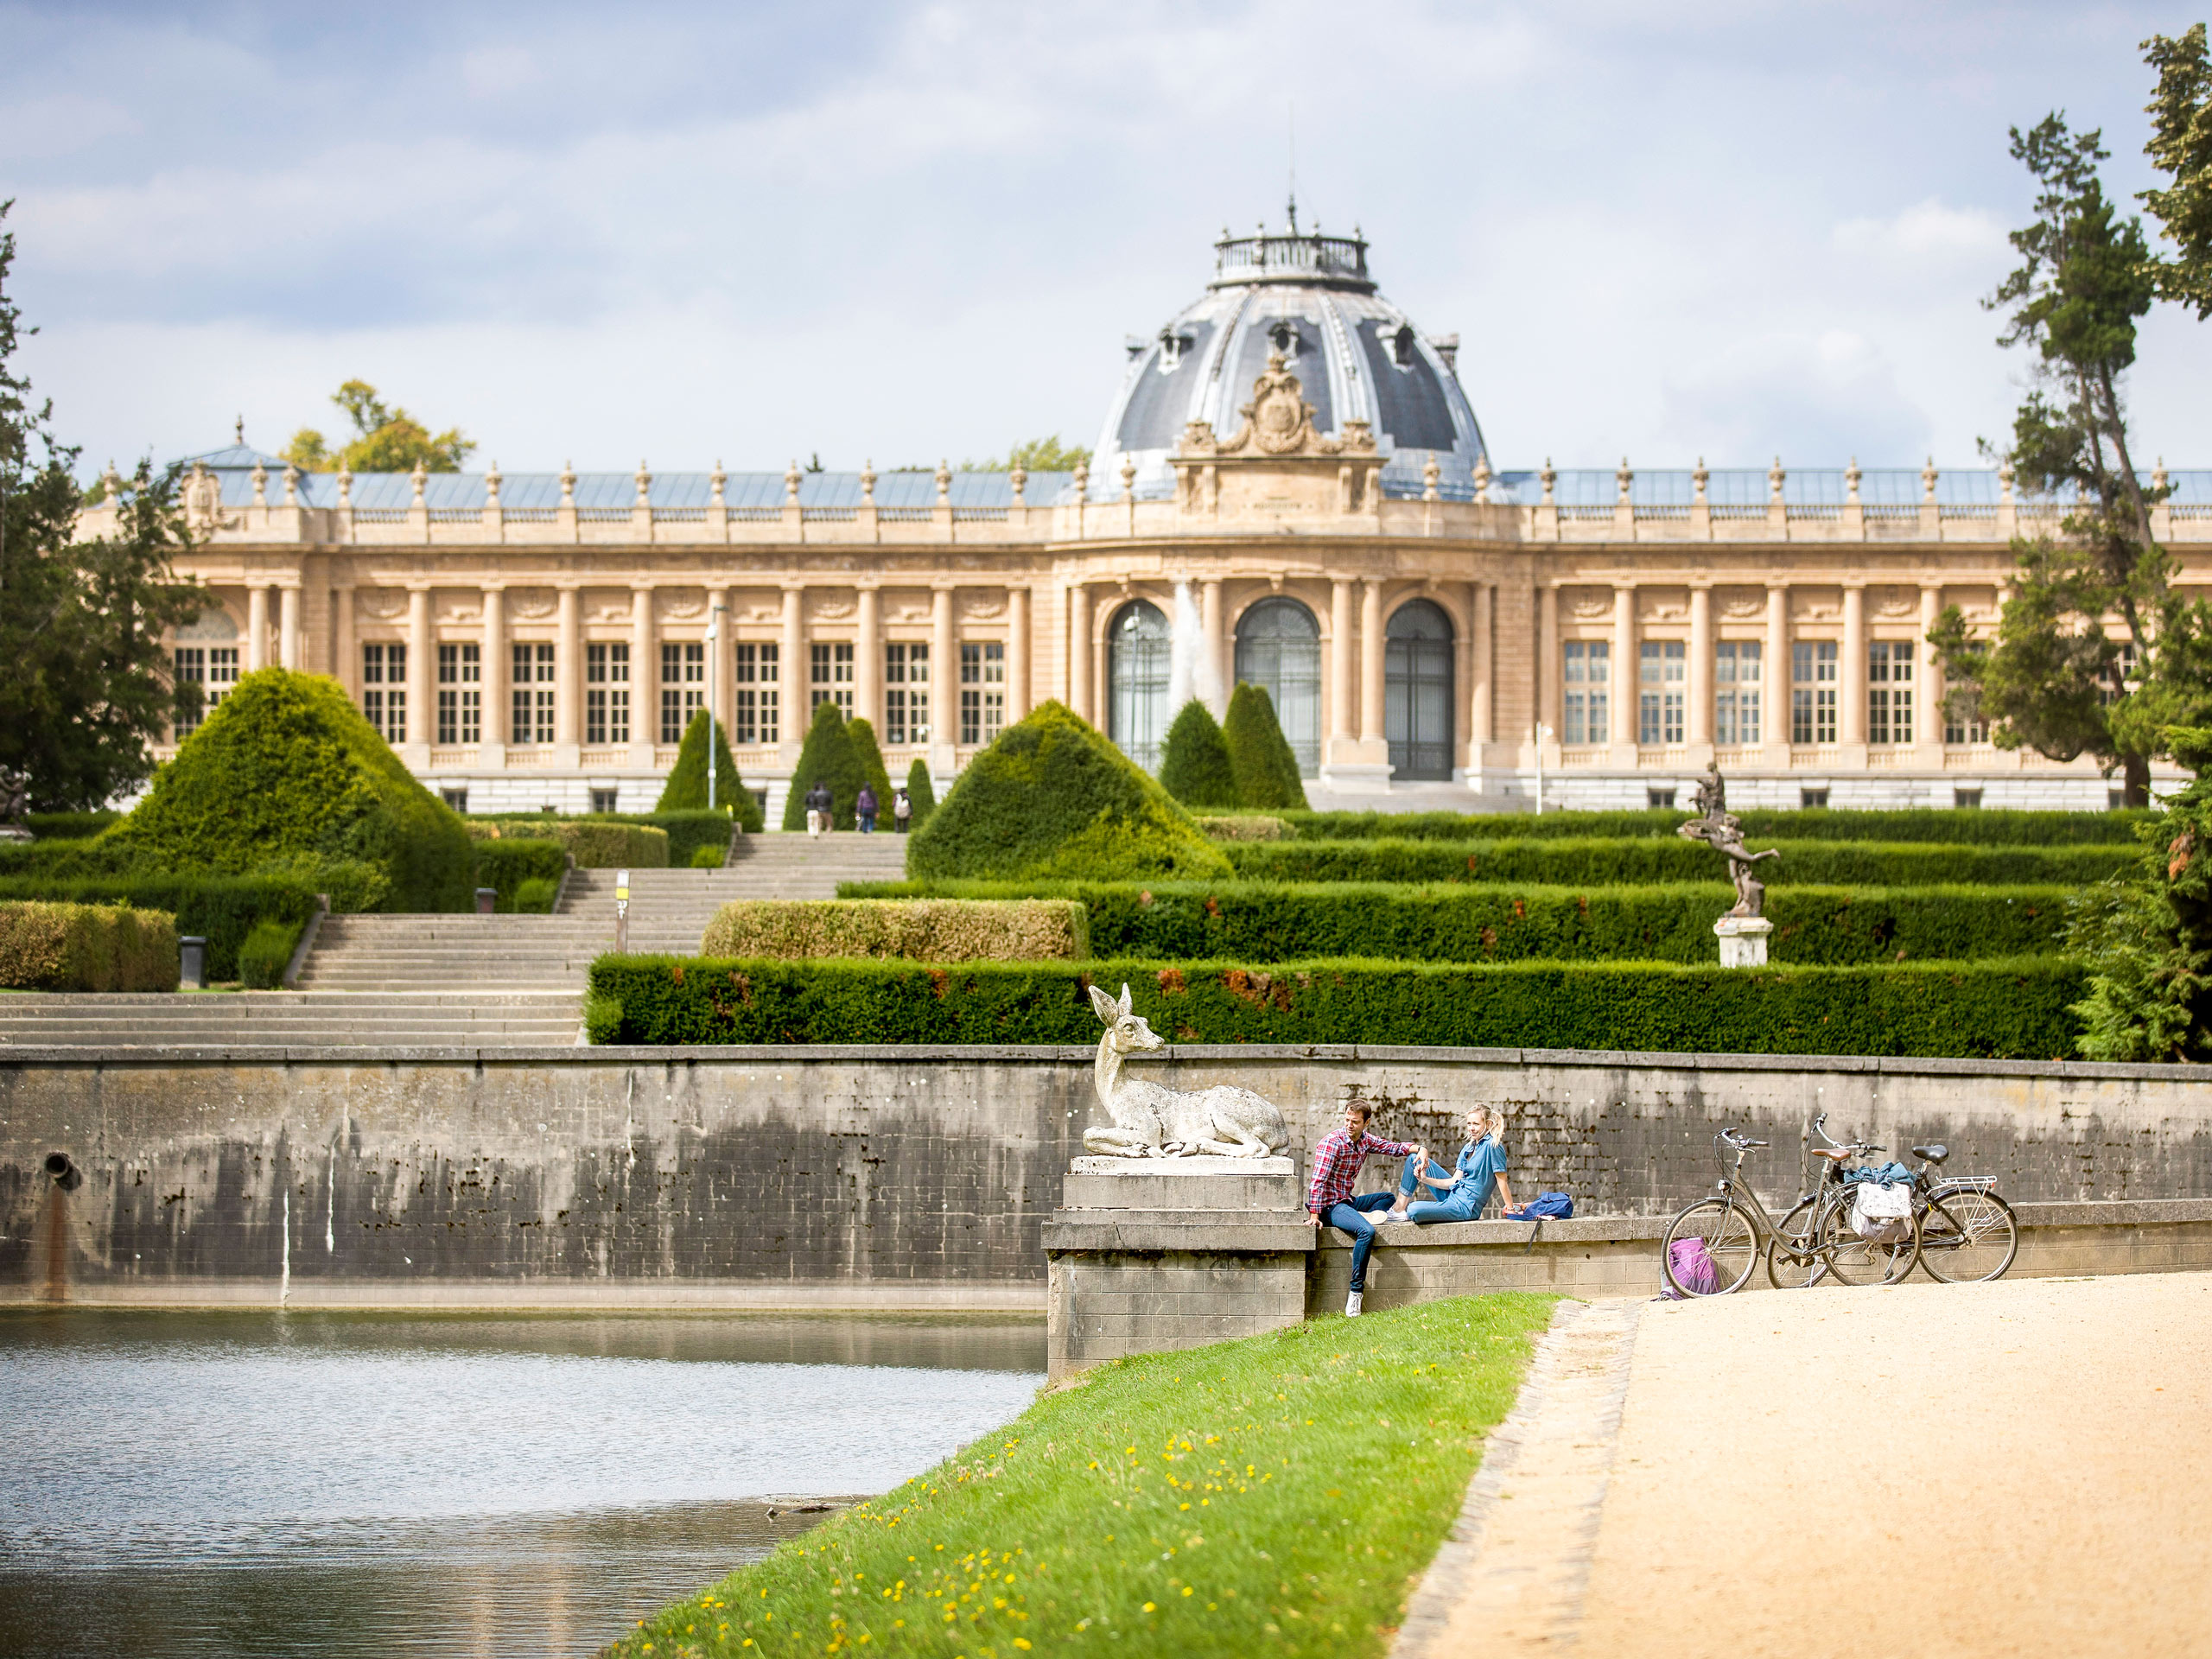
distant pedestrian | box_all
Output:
[893,787,912,833]
[1305,1100,1423,1318]
[804,780,832,838]
[856,784,879,834]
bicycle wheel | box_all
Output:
[1765,1196,1830,1290]
[1821,1201,1917,1286]
[1918,1190,2019,1284]
[1662,1198,1759,1296]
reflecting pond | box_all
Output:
[0,1309,1045,1658]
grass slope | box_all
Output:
[604,1294,1554,1659]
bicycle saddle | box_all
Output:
[1913,1143,1948,1164]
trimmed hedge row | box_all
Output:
[23,810,121,840]
[701,899,1090,962]
[1282,807,2150,845]
[1224,838,2137,887]
[0,837,139,879]
[470,839,569,911]
[0,901,180,992]
[582,954,2087,1058]
[474,810,732,866]
[0,874,317,982]
[839,880,2073,964]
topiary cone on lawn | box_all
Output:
[904,757,937,830]
[1158,698,1241,808]
[654,709,760,828]
[847,715,895,803]
[779,698,868,831]
[1223,681,1310,810]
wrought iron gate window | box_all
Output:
[1385,598,1453,779]
[1108,600,1171,770]
[1233,596,1322,774]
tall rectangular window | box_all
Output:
[659,641,703,743]
[959,641,1005,745]
[172,645,238,736]
[1868,640,1913,745]
[1944,685,1988,746]
[511,642,554,744]
[885,642,930,744]
[1637,640,1685,746]
[1791,640,1838,744]
[363,642,407,743]
[810,640,854,714]
[586,642,630,746]
[1713,640,1762,745]
[436,642,481,745]
[731,642,779,746]
[1561,640,1609,746]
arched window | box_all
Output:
[1234,597,1321,775]
[1386,599,1454,779]
[1108,600,1172,770]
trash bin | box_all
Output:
[476,887,498,914]
[180,936,207,988]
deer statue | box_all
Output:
[1084,982,1291,1158]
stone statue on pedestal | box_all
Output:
[1675,771,1780,964]
[1083,982,1290,1158]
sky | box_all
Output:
[3,0,2209,479]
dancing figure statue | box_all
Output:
[1675,772,1779,918]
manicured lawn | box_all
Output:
[604,1294,1555,1659]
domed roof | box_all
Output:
[1088,217,1489,502]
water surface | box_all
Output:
[0,1309,1044,1659]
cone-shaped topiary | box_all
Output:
[779,698,867,831]
[654,711,762,829]
[906,701,1231,881]
[904,757,937,830]
[1158,698,1240,808]
[118,667,473,911]
[847,715,894,804]
[1223,681,1310,810]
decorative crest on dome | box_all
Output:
[1179,353,1374,461]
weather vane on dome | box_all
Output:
[1286,99,1299,235]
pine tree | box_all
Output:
[904,756,937,830]
[779,698,866,831]
[654,710,760,827]
[1158,698,1240,808]
[847,715,894,804]
[1221,682,1310,810]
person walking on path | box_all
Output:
[804,780,832,838]
[893,787,912,833]
[1306,1100,1424,1318]
[1383,1105,1515,1224]
[855,784,879,834]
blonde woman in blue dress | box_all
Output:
[1384,1105,1514,1224]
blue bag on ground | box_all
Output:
[1510,1192,1574,1220]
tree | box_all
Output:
[779,698,865,831]
[1158,698,1240,808]
[1222,682,1309,810]
[653,709,762,829]
[904,756,937,830]
[961,435,1092,473]
[846,715,894,804]
[2143,24,2212,317]
[1929,103,2212,806]
[0,200,208,811]
[283,378,475,474]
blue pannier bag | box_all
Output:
[1510,1192,1574,1220]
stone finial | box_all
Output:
[635,459,654,507]
[785,460,803,505]
[1921,455,1938,503]
[1999,460,2015,505]
[1472,456,1491,505]
[1117,454,1136,499]
[282,462,300,507]
[1539,459,1556,506]
[2154,456,2169,494]
[234,415,245,445]
[1845,457,1862,505]
[410,459,428,507]
[485,461,503,506]
[1073,460,1090,499]
[1768,456,1786,505]
[251,459,269,507]
[1010,462,1027,505]
[336,461,353,507]
[559,461,576,508]
[709,461,726,508]
[861,461,876,505]
[101,459,122,499]
[1616,456,1632,506]
[1422,454,1440,502]
[937,459,954,506]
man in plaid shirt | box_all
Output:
[1306,1100,1425,1318]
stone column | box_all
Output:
[246,586,269,673]
[1327,579,1353,759]
[556,585,581,758]
[1201,577,1225,715]
[1764,584,1789,751]
[1919,584,1945,755]
[334,585,357,699]
[481,586,507,764]
[780,586,805,761]
[1687,584,1713,749]
[1840,582,1866,749]
[1358,579,1385,747]
[278,584,300,671]
[931,584,957,774]
[1067,583,1090,720]
[1535,583,1559,741]
[630,583,656,768]
[1611,584,1637,754]
[719,584,741,755]
[405,587,431,764]
[1006,585,1030,720]
[1471,581,1493,755]
[855,586,880,728]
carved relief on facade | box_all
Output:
[1179,353,1376,461]
[358,588,408,621]
[1872,585,1916,618]
[1717,587,1765,620]
[961,591,1006,620]
[1637,586,1688,622]
[1564,586,1612,619]
[1790,587,1842,622]
[586,589,632,624]
[887,592,932,625]
[808,593,855,622]
[509,588,557,620]
[436,592,482,626]
[654,588,705,621]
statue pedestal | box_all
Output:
[1714,915,1772,968]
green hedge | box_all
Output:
[238,918,304,988]
[1283,807,2151,845]
[1224,837,2137,887]
[24,810,121,840]
[475,810,732,866]
[0,836,140,879]
[842,880,2073,964]
[583,954,2087,1058]
[470,839,569,911]
[0,901,179,992]
[0,874,315,981]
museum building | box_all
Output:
[93,219,2212,817]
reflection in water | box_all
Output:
[0,1309,1044,1659]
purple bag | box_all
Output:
[1662,1236,1720,1299]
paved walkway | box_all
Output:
[1398,1272,2212,1659]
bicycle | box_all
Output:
[1659,1123,1916,1297]
[1904,1141,2019,1284]
[1765,1114,1920,1290]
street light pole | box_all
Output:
[1534,722,1552,816]
[706,604,723,813]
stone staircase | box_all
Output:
[0,989,584,1048]
[709,830,912,899]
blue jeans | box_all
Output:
[1323,1192,1396,1292]
[1398,1154,1477,1225]
[859,813,876,833]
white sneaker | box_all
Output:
[1345,1291,1363,1317]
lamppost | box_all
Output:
[705,603,723,812]
[1534,721,1552,816]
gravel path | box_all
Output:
[1408,1272,2212,1658]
